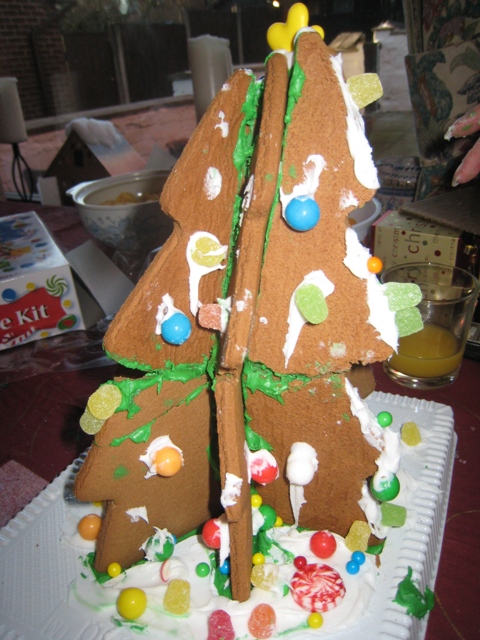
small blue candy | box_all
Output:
[352,550,366,566]
[285,196,320,231]
[219,558,230,575]
[161,312,191,345]
[346,560,360,575]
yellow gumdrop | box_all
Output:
[163,578,190,615]
[251,563,279,590]
[401,421,422,446]
[87,384,122,420]
[191,236,226,268]
[347,73,383,110]
[79,408,105,435]
[345,520,371,552]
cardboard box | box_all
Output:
[371,209,465,272]
[0,211,134,350]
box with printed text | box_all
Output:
[0,211,90,350]
[371,209,465,272]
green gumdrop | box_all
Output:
[384,282,422,311]
[163,578,190,615]
[295,284,328,324]
[381,502,407,527]
[79,408,105,435]
[396,307,423,337]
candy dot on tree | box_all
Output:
[252,552,265,566]
[161,312,192,345]
[285,196,320,231]
[367,256,383,274]
[251,494,263,508]
[370,473,400,502]
[153,446,183,477]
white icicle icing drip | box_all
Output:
[279,154,326,217]
[186,231,227,316]
[283,270,334,367]
[215,110,229,137]
[286,442,318,527]
[330,53,379,190]
[203,167,222,200]
[358,482,388,539]
[155,293,181,335]
[218,514,230,567]
[125,506,149,524]
[343,227,398,350]
[221,472,243,509]
[139,435,183,479]
[345,379,402,536]
[217,296,231,333]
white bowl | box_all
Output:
[68,170,174,250]
[348,197,382,243]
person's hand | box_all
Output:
[445,104,480,186]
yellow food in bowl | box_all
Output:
[101,191,160,206]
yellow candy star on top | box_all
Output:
[267,2,324,52]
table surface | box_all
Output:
[1,202,479,640]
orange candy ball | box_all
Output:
[367,256,383,274]
[77,513,102,540]
[153,446,183,477]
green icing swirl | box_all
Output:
[393,566,435,618]
[242,359,312,403]
[110,419,155,447]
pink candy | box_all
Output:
[291,563,345,613]
[208,609,235,640]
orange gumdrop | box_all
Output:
[78,513,102,540]
[367,256,383,274]
[248,603,276,639]
[154,447,183,477]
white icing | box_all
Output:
[283,270,334,367]
[139,435,183,480]
[70,526,376,638]
[279,154,326,217]
[221,472,243,508]
[155,293,181,335]
[203,167,222,200]
[215,110,229,137]
[218,514,230,566]
[340,189,359,210]
[186,231,227,316]
[286,442,318,526]
[125,506,149,524]
[259,316,268,324]
[217,296,231,333]
[330,53,379,190]
[330,342,346,357]
[343,227,398,350]
[141,527,175,561]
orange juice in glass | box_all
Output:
[381,263,479,389]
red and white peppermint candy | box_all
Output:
[291,563,346,613]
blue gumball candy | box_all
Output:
[219,558,230,575]
[161,312,191,345]
[346,560,360,575]
[352,551,366,566]
[285,196,320,231]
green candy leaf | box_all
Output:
[384,282,422,311]
[393,566,435,618]
[295,284,328,324]
[395,307,423,338]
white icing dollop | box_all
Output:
[330,53,379,190]
[221,472,243,508]
[279,154,326,217]
[141,527,175,562]
[215,110,229,137]
[286,442,318,526]
[339,189,359,210]
[343,227,398,350]
[283,270,334,367]
[204,167,222,200]
[125,506,149,524]
[155,293,183,336]
[139,435,183,480]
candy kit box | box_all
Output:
[371,209,467,273]
[0,211,132,351]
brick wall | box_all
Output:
[0,0,68,119]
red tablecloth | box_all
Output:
[1,202,479,640]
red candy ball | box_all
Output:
[309,530,337,559]
[202,518,221,549]
[294,555,307,569]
